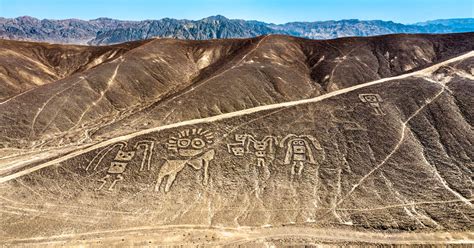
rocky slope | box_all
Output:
[1,15,473,45]
[0,33,472,246]
[0,39,150,101]
[0,48,473,246]
[1,33,473,154]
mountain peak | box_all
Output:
[202,15,229,22]
[15,16,39,22]
[90,17,114,21]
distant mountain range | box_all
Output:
[0,15,473,45]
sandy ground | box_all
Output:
[4,225,473,246]
[2,50,473,184]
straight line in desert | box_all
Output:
[1,50,473,183]
[3,225,473,245]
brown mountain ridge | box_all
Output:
[0,33,473,152]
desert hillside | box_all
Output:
[0,33,473,246]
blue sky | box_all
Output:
[0,0,472,24]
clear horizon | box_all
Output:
[0,0,472,24]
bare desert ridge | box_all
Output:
[0,33,473,246]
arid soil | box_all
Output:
[0,33,473,246]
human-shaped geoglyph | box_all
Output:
[85,140,154,191]
[227,134,278,168]
[227,134,247,156]
[359,93,385,116]
[248,135,278,167]
[155,128,215,193]
[280,134,324,176]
